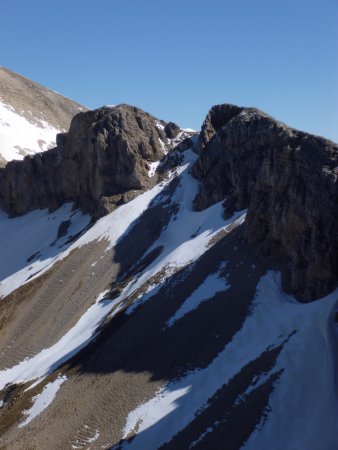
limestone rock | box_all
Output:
[192,104,338,300]
[0,105,171,217]
[194,104,243,154]
[191,106,286,212]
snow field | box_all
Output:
[0,204,91,298]
[117,273,338,450]
[0,99,61,162]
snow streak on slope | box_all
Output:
[0,162,173,299]
[0,149,245,391]
[0,204,91,298]
[0,99,62,161]
[166,269,229,327]
[0,289,120,390]
[117,273,338,450]
[0,159,180,386]
[19,376,67,427]
[118,149,246,315]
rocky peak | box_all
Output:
[0,104,190,218]
[192,105,291,212]
[192,104,338,300]
[194,104,244,154]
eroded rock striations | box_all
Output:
[0,104,181,217]
[192,104,338,300]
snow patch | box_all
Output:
[122,385,192,440]
[148,161,161,177]
[0,289,119,390]
[166,271,229,327]
[155,120,165,131]
[19,375,67,427]
[0,99,62,162]
[158,137,168,154]
[0,204,91,298]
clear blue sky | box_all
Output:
[2,0,338,141]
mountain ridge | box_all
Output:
[0,71,337,449]
[1,101,337,300]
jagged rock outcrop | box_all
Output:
[192,104,338,300]
[0,105,181,217]
[192,106,289,212]
[164,121,181,139]
[194,104,243,155]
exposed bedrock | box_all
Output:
[0,104,177,217]
[192,104,338,300]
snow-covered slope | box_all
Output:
[0,67,87,164]
[0,204,91,298]
[0,143,337,450]
[0,99,64,162]
[117,272,338,450]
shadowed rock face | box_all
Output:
[0,154,6,168]
[192,104,338,300]
[0,105,175,217]
[194,104,244,155]
[164,122,181,139]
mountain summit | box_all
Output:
[0,71,337,450]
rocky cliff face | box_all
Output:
[1,101,337,301]
[192,104,338,300]
[0,105,191,217]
